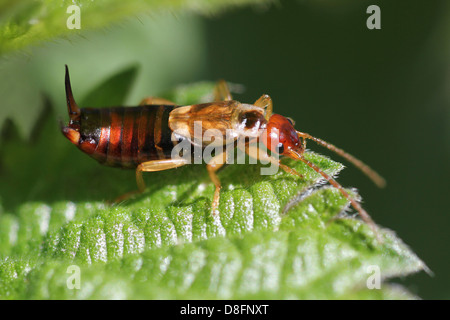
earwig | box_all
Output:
[62,65,385,238]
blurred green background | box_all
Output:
[0,0,449,299]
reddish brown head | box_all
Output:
[261,114,304,158]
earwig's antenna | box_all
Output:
[297,132,386,188]
[290,150,381,241]
[65,65,80,122]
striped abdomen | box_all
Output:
[71,105,177,168]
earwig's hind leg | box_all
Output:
[206,151,227,214]
[139,97,176,106]
[254,95,273,120]
[214,80,233,101]
[113,158,188,203]
[136,158,188,191]
[113,190,143,204]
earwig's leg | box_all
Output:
[113,190,142,204]
[113,158,188,203]
[206,151,228,214]
[136,158,189,192]
[139,97,176,106]
[242,143,303,179]
[254,95,273,120]
[214,80,233,101]
[302,137,307,151]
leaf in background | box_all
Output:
[0,56,45,140]
[80,66,139,107]
[0,81,427,299]
[0,12,206,139]
[0,0,273,54]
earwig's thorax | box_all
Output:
[169,100,241,146]
[168,101,267,147]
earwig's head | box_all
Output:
[262,114,304,158]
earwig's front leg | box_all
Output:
[206,151,228,214]
[243,143,303,179]
[254,95,273,120]
[139,97,176,106]
[214,80,233,101]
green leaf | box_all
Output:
[0,81,427,299]
[0,0,272,55]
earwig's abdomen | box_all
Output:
[73,105,176,168]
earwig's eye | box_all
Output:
[287,117,295,126]
[275,143,284,154]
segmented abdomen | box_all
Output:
[77,105,176,168]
